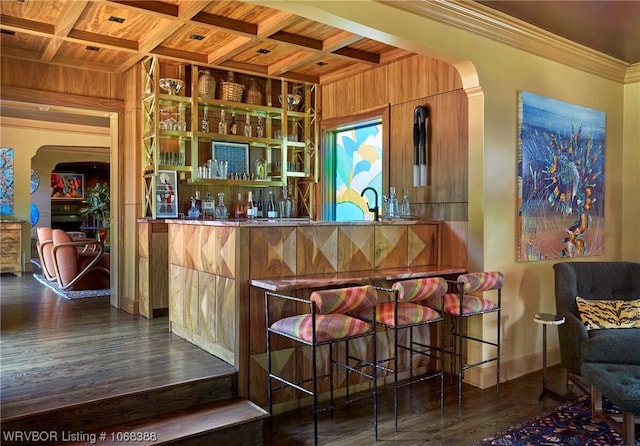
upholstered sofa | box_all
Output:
[553,261,640,383]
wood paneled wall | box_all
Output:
[1,57,122,100]
[321,54,468,268]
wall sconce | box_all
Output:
[413,105,429,187]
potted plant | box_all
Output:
[79,183,110,241]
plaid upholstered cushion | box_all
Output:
[392,277,448,303]
[458,272,504,293]
[271,314,372,342]
[310,285,377,314]
[375,301,440,326]
[426,292,498,316]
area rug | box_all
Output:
[470,394,639,446]
[33,273,110,300]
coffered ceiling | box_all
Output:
[1,1,638,126]
[0,0,410,85]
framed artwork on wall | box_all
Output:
[516,91,606,261]
[0,148,14,214]
[51,172,84,200]
[156,170,178,218]
[211,141,249,176]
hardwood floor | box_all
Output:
[1,273,585,445]
[0,272,235,420]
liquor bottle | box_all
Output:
[201,107,209,133]
[187,196,201,220]
[202,191,215,218]
[234,192,245,219]
[215,192,228,219]
[256,116,264,137]
[387,186,399,218]
[267,189,277,219]
[246,191,256,218]
[229,112,238,135]
[218,109,227,135]
[279,186,292,218]
[244,113,252,137]
[256,189,264,218]
[401,188,411,216]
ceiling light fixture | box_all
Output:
[190,34,205,41]
[1,30,15,36]
[256,48,271,55]
[86,46,100,52]
[316,61,328,66]
[108,16,125,24]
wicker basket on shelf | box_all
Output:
[219,71,245,102]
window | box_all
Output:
[324,120,383,221]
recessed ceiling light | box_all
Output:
[190,34,205,41]
[256,48,271,55]
[316,61,328,67]
[86,46,100,52]
[108,16,125,24]
[1,29,15,36]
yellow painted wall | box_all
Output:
[265,0,640,386]
[0,117,110,272]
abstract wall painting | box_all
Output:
[0,148,15,214]
[51,172,85,200]
[517,92,606,261]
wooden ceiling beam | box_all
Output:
[0,15,55,37]
[322,30,364,52]
[67,29,139,52]
[191,12,258,37]
[269,31,322,51]
[41,1,90,62]
[332,47,379,65]
[151,46,209,64]
[106,1,180,18]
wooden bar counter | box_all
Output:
[164,218,464,408]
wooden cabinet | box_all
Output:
[141,57,318,219]
[0,219,24,276]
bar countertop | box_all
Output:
[143,218,439,227]
[250,265,466,291]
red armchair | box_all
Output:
[50,229,110,290]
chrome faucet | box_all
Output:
[360,187,379,221]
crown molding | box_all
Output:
[377,0,633,84]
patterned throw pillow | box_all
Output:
[575,296,640,330]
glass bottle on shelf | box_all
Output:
[244,113,252,137]
[246,191,256,219]
[279,186,292,219]
[387,186,399,218]
[234,192,245,219]
[201,107,209,133]
[401,188,411,216]
[216,192,228,219]
[218,109,228,135]
[256,189,264,218]
[203,191,215,218]
[188,196,201,220]
[256,116,264,138]
[267,189,277,219]
[229,112,238,135]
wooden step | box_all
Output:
[64,399,269,446]
[2,374,237,434]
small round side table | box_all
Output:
[534,313,567,401]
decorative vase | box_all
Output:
[244,78,262,105]
[198,70,216,99]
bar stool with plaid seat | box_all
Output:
[372,277,447,431]
[265,284,379,446]
[426,271,504,406]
